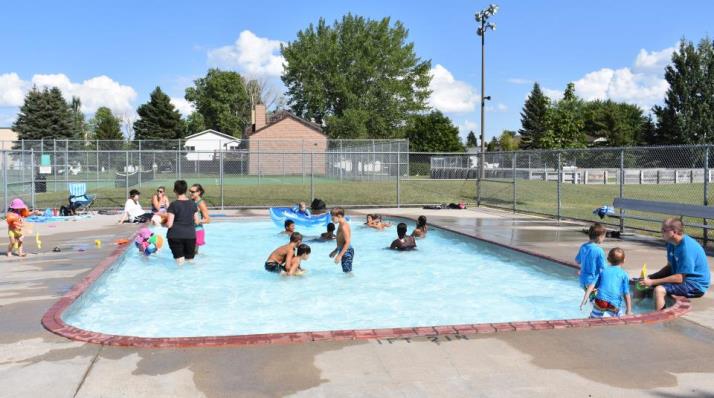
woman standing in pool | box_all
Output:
[190,183,211,254]
[165,180,199,265]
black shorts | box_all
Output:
[168,238,196,260]
[265,261,286,273]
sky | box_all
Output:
[1,0,713,141]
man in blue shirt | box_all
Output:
[642,218,711,310]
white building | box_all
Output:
[183,129,241,161]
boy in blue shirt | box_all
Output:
[580,247,632,317]
[575,223,608,289]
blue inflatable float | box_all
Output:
[269,207,348,228]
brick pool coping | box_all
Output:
[41,216,692,348]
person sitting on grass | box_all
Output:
[412,216,428,238]
[580,247,632,318]
[118,189,153,224]
[390,223,417,251]
[320,223,336,241]
[265,232,303,273]
[285,243,311,276]
[575,223,607,290]
[281,219,296,235]
[640,218,710,310]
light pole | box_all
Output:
[475,4,498,178]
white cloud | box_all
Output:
[208,30,285,77]
[507,78,533,85]
[170,97,194,117]
[428,64,480,113]
[30,74,137,116]
[634,46,675,71]
[541,88,563,101]
[0,73,28,107]
[458,119,478,134]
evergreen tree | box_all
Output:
[69,96,87,142]
[653,38,714,144]
[582,100,647,147]
[281,14,431,138]
[134,87,185,144]
[185,69,250,137]
[91,107,123,141]
[404,111,464,152]
[537,83,586,149]
[13,87,73,143]
[466,131,478,148]
[184,111,206,136]
[486,137,500,152]
[519,83,550,149]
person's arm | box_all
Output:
[390,239,399,250]
[151,195,160,212]
[118,200,130,223]
[287,257,299,275]
[165,212,175,229]
[648,264,673,280]
[198,201,210,224]
[644,263,684,287]
[624,293,632,315]
[580,283,596,310]
[285,244,295,269]
[335,224,351,262]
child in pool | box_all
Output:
[412,215,428,238]
[294,202,311,217]
[390,223,417,251]
[282,219,296,235]
[580,247,632,318]
[320,223,336,240]
[265,232,303,273]
[576,223,607,290]
[285,243,311,276]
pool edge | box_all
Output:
[41,216,693,349]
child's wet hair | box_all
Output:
[588,223,607,240]
[331,207,345,217]
[327,222,335,232]
[297,243,311,256]
[417,215,427,228]
[607,247,625,265]
[397,222,407,239]
[289,232,303,243]
[284,219,295,229]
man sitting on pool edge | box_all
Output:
[265,232,302,273]
[640,218,711,310]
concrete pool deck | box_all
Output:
[2,208,714,397]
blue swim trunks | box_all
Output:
[341,247,354,273]
[663,280,705,298]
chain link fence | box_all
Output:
[2,141,713,240]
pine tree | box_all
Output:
[134,87,185,145]
[538,83,586,149]
[184,111,206,136]
[69,96,88,142]
[91,107,123,141]
[518,83,550,149]
[466,131,478,148]
[13,86,73,143]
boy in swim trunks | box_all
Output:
[285,243,311,275]
[580,247,632,318]
[265,232,302,273]
[329,207,353,273]
[282,220,296,235]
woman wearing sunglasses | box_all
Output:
[190,183,211,255]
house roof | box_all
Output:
[184,129,240,141]
[248,111,326,137]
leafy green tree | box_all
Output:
[91,107,123,141]
[185,69,250,137]
[653,38,714,144]
[404,111,463,152]
[134,87,185,145]
[184,111,206,136]
[13,86,73,143]
[519,83,550,149]
[486,137,499,152]
[537,83,586,149]
[69,96,88,142]
[499,130,520,151]
[281,13,432,138]
[582,100,647,146]
[466,131,478,148]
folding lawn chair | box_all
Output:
[68,183,96,215]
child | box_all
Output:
[580,247,632,318]
[285,243,311,276]
[390,223,417,251]
[412,215,428,238]
[294,202,311,217]
[265,232,303,273]
[320,223,336,240]
[282,220,296,235]
[575,223,607,290]
[6,198,29,257]
[329,208,353,273]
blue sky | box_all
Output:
[1,0,713,140]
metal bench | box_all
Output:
[612,198,714,243]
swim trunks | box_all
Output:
[590,298,621,318]
[265,261,286,273]
[340,247,354,273]
[7,229,22,240]
[663,280,705,298]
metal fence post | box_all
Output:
[138,141,142,187]
[512,152,517,212]
[220,147,224,210]
[557,152,562,221]
[477,152,482,206]
[310,152,315,202]
[65,140,69,189]
[704,146,710,247]
[396,150,401,208]
[30,149,35,209]
[619,149,625,234]
[125,150,129,199]
[177,139,182,180]
[2,151,8,212]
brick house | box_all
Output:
[246,104,328,176]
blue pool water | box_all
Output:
[63,218,649,337]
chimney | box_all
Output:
[254,104,267,131]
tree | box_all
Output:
[69,96,88,142]
[134,87,185,144]
[91,107,123,141]
[185,69,250,137]
[404,111,464,152]
[653,37,714,144]
[537,83,586,149]
[519,83,550,149]
[184,111,206,136]
[281,14,432,138]
[582,100,647,147]
[466,131,478,148]
[486,137,499,152]
[13,86,73,143]
[499,130,520,151]
[244,78,286,111]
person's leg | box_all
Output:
[183,239,196,262]
[654,285,667,311]
[17,236,25,256]
[167,238,185,265]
